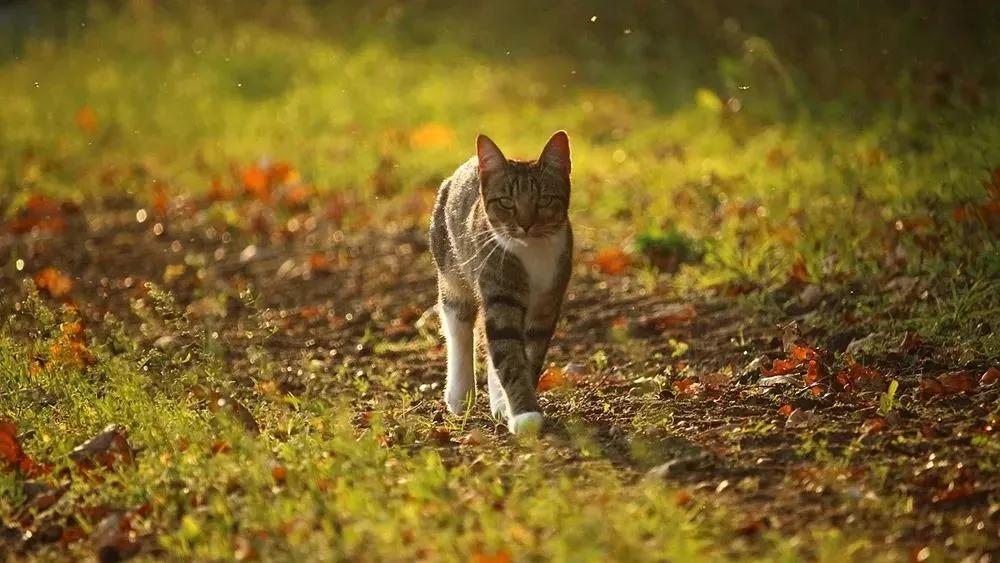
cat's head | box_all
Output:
[476,131,571,240]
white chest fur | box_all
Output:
[499,227,567,306]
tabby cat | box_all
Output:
[429,131,573,435]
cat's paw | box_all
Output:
[508,412,543,436]
[445,386,474,415]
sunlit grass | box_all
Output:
[2,3,997,291]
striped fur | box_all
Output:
[429,132,573,433]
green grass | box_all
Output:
[3,1,998,292]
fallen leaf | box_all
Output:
[918,378,945,398]
[862,417,887,433]
[981,367,1000,386]
[591,248,630,275]
[537,366,565,392]
[1,420,51,477]
[409,123,455,150]
[674,490,693,506]
[674,379,702,396]
[242,165,270,200]
[308,254,331,274]
[5,195,66,234]
[472,551,511,563]
[761,358,802,377]
[271,465,287,483]
[937,371,976,394]
[1,420,25,470]
[69,425,134,470]
[637,304,698,330]
[34,268,73,298]
[777,404,794,417]
[788,255,810,284]
[428,426,453,444]
[75,106,97,134]
[459,429,485,446]
[698,372,731,388]
[790,344,819,361]
[835,361,883,391]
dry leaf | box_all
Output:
[472,551,511,563]
[409,123,455,149]
[34,268,73,298]
[761,358,802,377]
[75,106,97,134]
[69,425,134,470]
[981,366,1000,386]
[537,366,565,391]
[592,248,630,275]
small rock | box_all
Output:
[758,375,798,387]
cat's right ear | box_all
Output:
[477,134,506,185]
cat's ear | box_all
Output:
[539,130,571,179]
[477,134,506,184]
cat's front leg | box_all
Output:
[525,299,561,388]
[481,291,542,435]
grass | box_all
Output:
[3,2,998,291]
[2,2,1000,561]
[1,294,721,562]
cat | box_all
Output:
[429,131,573,435]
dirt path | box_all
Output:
[3,196,998,560]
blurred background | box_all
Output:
[2,0,999,287]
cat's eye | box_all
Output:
[538,196,555,207]
[498,197,515,210]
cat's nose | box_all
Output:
[517,217,534,233]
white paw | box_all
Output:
[445,386,473,415]
[508,412,543,436]
[489,390,508,420]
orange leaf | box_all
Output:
[788,255,810,284]
[674,490,693,506]
[409,123,455,150]
[862,417,887,433]
[0,420,24,469]
[761,358,802,377]
[271,465,288,483]
[472,551,511,563]
[537,366,565,392]
[777,404,793,417]
[790,344,818,361]
[981,367,1000,386]
[242,165,270,200]
[673,378,702,396]
[268,161,298,185]
[308,254,331,274]
[592,248,630,275]
[34,268,73,298]
[75,106,97,134]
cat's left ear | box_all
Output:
[539,130,571,179]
